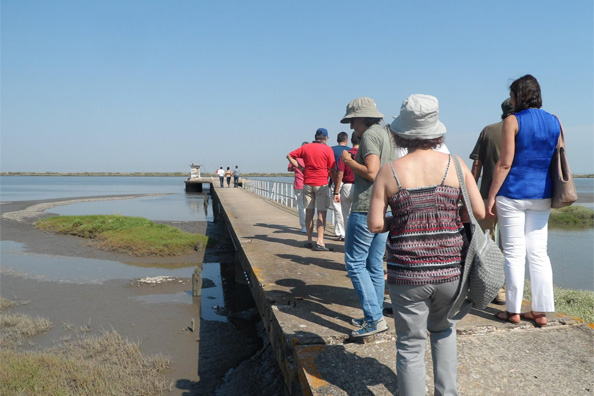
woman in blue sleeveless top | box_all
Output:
[487,75,561,326]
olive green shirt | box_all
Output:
[469,121,503,199]
[351,124,399,213]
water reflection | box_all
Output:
[201,262,227,322]
[49,192,213,222]
[0,241,195,284]
[134,291,194,304]
[200,261,256,323]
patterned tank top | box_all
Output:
[387,156,468,285]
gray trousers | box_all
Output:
[388,281,459,396]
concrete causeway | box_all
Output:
[211,186,594,396]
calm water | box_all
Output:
[1,176,593,291]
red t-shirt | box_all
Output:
[289,142,335,186]
[337,147,358,184]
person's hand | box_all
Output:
[341,150,352,163]
[333,194,340,203]
[486,197,496,218]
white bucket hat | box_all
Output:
[340,97,384,124]
[390,94,446,140]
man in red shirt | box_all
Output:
[287,128,336,251]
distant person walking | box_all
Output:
[368,94,484,396]
[469,98,514,305]
[333,131,360,236]
[330,132,351,241]
[287,128,336,251]
[217,167,225,188]
[488,74,560,326]
[233,165,240,188]
[339,97,399,338]
[288,142,309,233]
[225,167,232,187]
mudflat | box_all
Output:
[1,196,210,394]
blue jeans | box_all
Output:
[344,211,388,323]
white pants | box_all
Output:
[496,196,555,313]
[295,189,305,228]
[331,190,345,237]
[340,183,354,233]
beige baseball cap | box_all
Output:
[340,97,384,124]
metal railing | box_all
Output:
[241,178,336,225]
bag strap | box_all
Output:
[449,154,476,322]
[451,155,477,224]
[554,115,565,149]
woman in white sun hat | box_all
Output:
[368,94,484,395]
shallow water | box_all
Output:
[0,176,190,202]
[1,176,592,292]
[47,192,213,222]
[547,228,594,291]
[0,241,195,284]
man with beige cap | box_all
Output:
[339,97,399,338]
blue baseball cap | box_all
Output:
[315,128,328,137]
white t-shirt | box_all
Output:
[217,169,225,177]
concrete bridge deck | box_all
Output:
[211,186,593,396]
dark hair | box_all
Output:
[510,74,542,111]
[393,134,445,150]
[315,132,327,141]
[501,110,514,120]
[337,131,349,143]
[350,131,361,146]
[363,117,382,127]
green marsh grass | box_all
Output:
[36,215,209,256]
[549,205,594,229]
[524,281,594,324]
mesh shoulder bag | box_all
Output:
[448,155,505,321]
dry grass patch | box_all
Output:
[0,313,52,348]
[0,298,172,395]
[0,297,15,311]
[0,331,172,395]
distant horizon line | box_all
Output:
[1,171,593,178]
[0,171,295,177]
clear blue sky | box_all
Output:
[2,1,593,174]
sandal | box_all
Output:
[494,311,520,324]
[520,311,547,326]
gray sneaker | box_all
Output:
[351,318,366,327]
[351,317,388,338]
